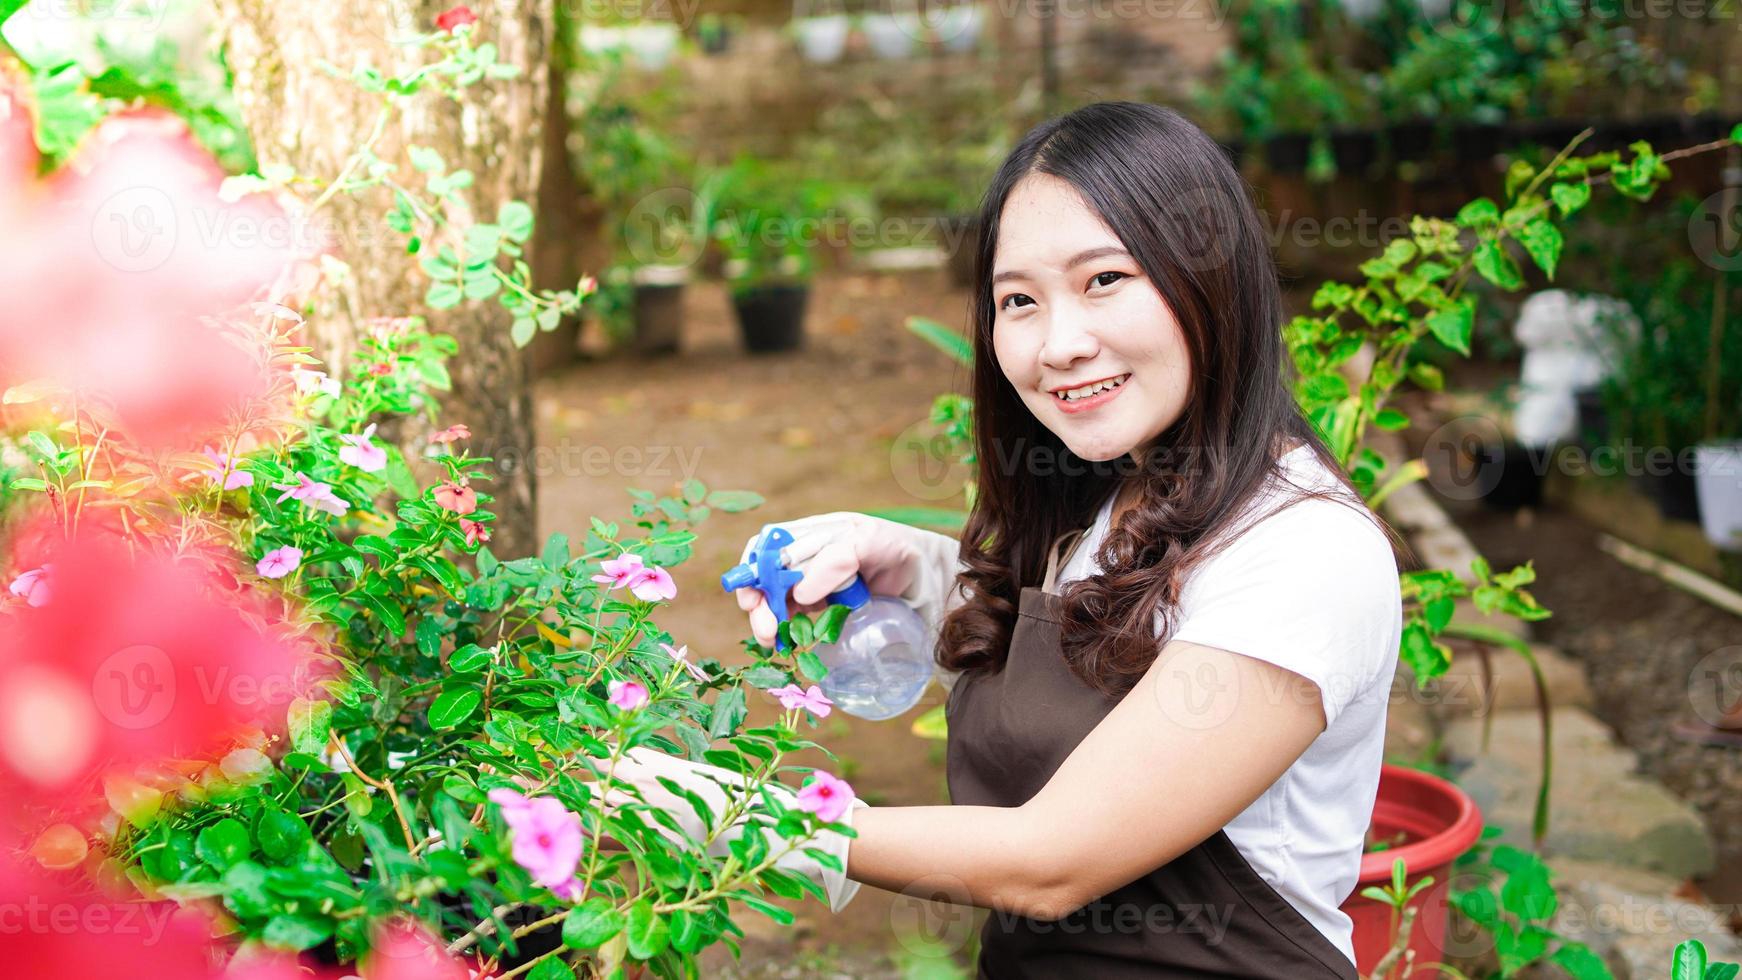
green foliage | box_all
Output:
[702,154,865,292]
[1450,832,1612,979]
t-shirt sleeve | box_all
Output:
[1167,497,1401,730]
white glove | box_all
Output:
[731,512,968,691]
[606,746,869,913]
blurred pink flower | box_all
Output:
[7,565,50,607]
[201,447,253,490]
[338,423,387,472]
[794,771,855,823]
[430,423,471,444]
[660,641,708,683]
[255,546,302,579]
[607,679,648,711]
[272,472,348,516]
[433,480,477,515]
[436,5,479,32]
[487,788,585,889]
[769,683,833,718]
[460,518,491,547]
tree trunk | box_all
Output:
[213,0,552,558]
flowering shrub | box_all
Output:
[0,11,868,979]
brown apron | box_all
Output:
[945,526,1360,979]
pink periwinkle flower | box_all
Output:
[434,480,477,515]
[590,552,645,589]
[460,518,491,547]
[659,641,708,684]
[769,683,833,719]
[794,771,855,823]
[607,679,648,711]
[271,472,347,516]
[430,423,471,444]
[626,565,677,602]
[255,546,302,580]
[487,788,585,889]
[202,447,253,490]
[338,422,387,472]
[8,564,51,607]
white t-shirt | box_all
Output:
[1048,443,1401,968]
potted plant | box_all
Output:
[793,13,850,63]
[705,157,829,353]
[1341,765,1484,976]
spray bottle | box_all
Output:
[720,525,934,720]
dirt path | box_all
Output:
[533,269,983,972]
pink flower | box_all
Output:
[487,788,584,888]
[291,367,341,399]
[367,361,393,377]
[590,553,645,588]
[271,472,348,516]
[460,518,491,547]
[338,422,388,472]
[436,5,478,32]
[202,447,253,490]
[548,877,584,902]
[8,565,50,607]
[769,683,833,718]
[434,480,477,515]
[578,275,598,295]
[627,565,677,602]
[660,641,708,683]
[607,679,648,711]
[255,546,302,579]
[794,771,855,823]
[430,423,471,444]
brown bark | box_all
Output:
[213,0,552,558]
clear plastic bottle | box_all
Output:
[721,525,935,720]
[809,592,934,721]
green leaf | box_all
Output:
[287,697,332,755]
[704,489,765,512]
[408,145,446,173]
[708,686,747,741]
[542,532,570,570]
[195,818,252,871]
[222,860,272,918]
[511,316,536,347]
[1549,181,1591,218]
[498,200,535,242]
[255,807,310,863]
[1425,300,1474,357]
[1373,408,1411,432]
[1400,620,1452,680]
[816,603,851,644]
[1455,198,1500,227]
[904,315,973,366]
[263,914,333,951]
[425,281,463,310]
[358,591,406,637]
[429,688,483,730]
[624,899,669,959]
[8,477,48,491]
[562,898,624,950]
[1673,940,1709,980]
[1518,219,1564,280]
[1473,240,1524,290]
[449,643,493,673]
[740,895,794,925]
[442,773,488,805]
[528,959,576,980]
[796,649,829,682]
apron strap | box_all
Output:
[1041,526,1089,594]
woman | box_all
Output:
[613,101,1402,978]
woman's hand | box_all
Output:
[598,746,868,913]
[732,512,965,648]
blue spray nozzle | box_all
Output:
[720,525,871,651]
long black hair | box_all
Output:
[937,101,1375,697]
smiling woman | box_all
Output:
[621,101,1403,979]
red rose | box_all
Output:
[435,6,478,32]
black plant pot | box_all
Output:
[940,213,980,289]
[1476,440,1547,511]
[1387,120,1436,163]
[1330,128,1378,174]
[1636,467,1703,524]
[630,282,684,356]
[1574,388,1610,451]
[731,284,809,353]
[1265,133,1311,173]
[1454,121,1505,164]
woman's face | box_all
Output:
[990,172,1193,463]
